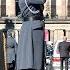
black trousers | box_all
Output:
[60,57,68,70]
[7,61,15,70]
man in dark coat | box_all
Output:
[59,36,70,70]
[16,0,46,70]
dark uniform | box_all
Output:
[59,41,70,70]
[16,0,46,70]
[7,29,17,70]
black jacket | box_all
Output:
[59,41,70,57]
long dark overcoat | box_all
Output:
[16,0,45,70]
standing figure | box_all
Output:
[16,0,46,70]
[6,29,17,70]
[59,36,70,70]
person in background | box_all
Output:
[16,0,46,70]
[6,29,17,70]
[59,36,70,70]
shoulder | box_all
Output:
[59,42,62,45]
[67,42,70,45]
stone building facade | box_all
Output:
[43,0,70,18]
[43,0,70,43]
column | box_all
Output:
[53,30,58,43]
[66,30,70,40]
[1,0,6,16]
[56,0,67,18]
[49,0,51,18]
[57,30,64,40]
[6,0,16,17]
[54,30,64,43]
[67,0,70,17]
[66,0,68,17]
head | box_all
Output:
[63,36,67,41]
[7,29,14,37]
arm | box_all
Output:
[68,42,70,51]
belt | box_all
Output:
[24,15,43,21]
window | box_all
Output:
[1,0,6,16]
[51,0,56,18]
[63,30,66,36]
[48,30,50,41]
[68,0,70,17]
[15,0,20,16]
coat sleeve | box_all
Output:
[68,42,70,51]
[58,43,60,52]
[28,0,46,4]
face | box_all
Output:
[63,36,67,41]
